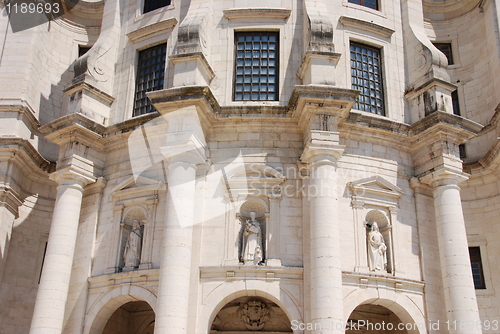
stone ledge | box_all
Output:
[343,271,425,295]
[339,16,395,38]
[223,8,291,20]
[200,266,303,282]
[89,269,160,291]
[127,17,178,42]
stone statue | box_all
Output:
[242,212,263,265]
[367,222,387,272]
[123,220,142,269]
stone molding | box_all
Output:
[0,98,41,129]
[296,51,342,80]
[126,17,178,42]
[169,52,215,82]
[342,271,425,295]
[404,78,457,101]
[222,8,291,20]
[49,166,97,188]
[200,266,303,282]
[409,111,482,140]
[339,16,395,38]
[39,112,107,149]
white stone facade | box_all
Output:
[0,0,499,333]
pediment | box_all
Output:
[348,176,403,202]
[225,164,286,196]
[111,175,165,200]
[226,164,285,181]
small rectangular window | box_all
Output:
[233,32,279,101]
[452,90,460,116]
[133,43,167,117]
[350,42,385,116]
[433,42,454,65]
[348,0,379,10]
[144,0,171,13]
[469,247,486,289]
[459,144,466,159]
[78,45,91,58]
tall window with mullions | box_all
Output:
[350,42,385,116]
[133,43,166,117]
[234,32,279,101]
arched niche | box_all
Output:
[365,209,393,274]
[210,296,292,333]
[222,163,285,267]
[238,199,267,265]
[348,175,403,275]
[119,207,146,271]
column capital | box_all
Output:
[49,166,97,188]
[419,167,468,188]
[161,132,207,167]
[300,143,345,167]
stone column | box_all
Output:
[29,169,94,334]
[302,145,344,333]
[155,137,206,334]
[422,169,482,334]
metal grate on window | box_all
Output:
[144,0,171,14]
[234,32,279,101]
[433,42,454,65]
[133,43,166,117]
[469,247,486,289]
[350,42,385,115]
[348,0,379,10]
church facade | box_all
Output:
[0,0,499,333]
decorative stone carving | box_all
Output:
[367,222,387,272]
[241,300,271,331]
[122,220,143,271]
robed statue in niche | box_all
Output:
[123,220,142,269]
[367,222,387,272]
[241,211,263,265]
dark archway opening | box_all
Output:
[102,301,155,334]
[347,304,409,334]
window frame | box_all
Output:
[350,41,386,116]
[348,0,379,11]
[132,43,167,117]
[143,0,172,14]
[432,42,454,65]
[469,246,486,290]
[232,31,280,102]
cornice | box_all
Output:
[339,16,395,38]
[222,8,291,20]
[127,17,178,42]
[0,137,54,174]
[39,113,107,149]
[409,111,482,140]
[0,98,41,129]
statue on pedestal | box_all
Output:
[367,222,387,272]
[242,211,263,265]
[123,220,142,270]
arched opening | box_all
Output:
[347,304,410,334]
[210,296,292,333]
[102,301,155,334]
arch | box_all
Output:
[344,289,426,334]
[122,205,148,220]
[198,281,302,333]
[83,285,157,334]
